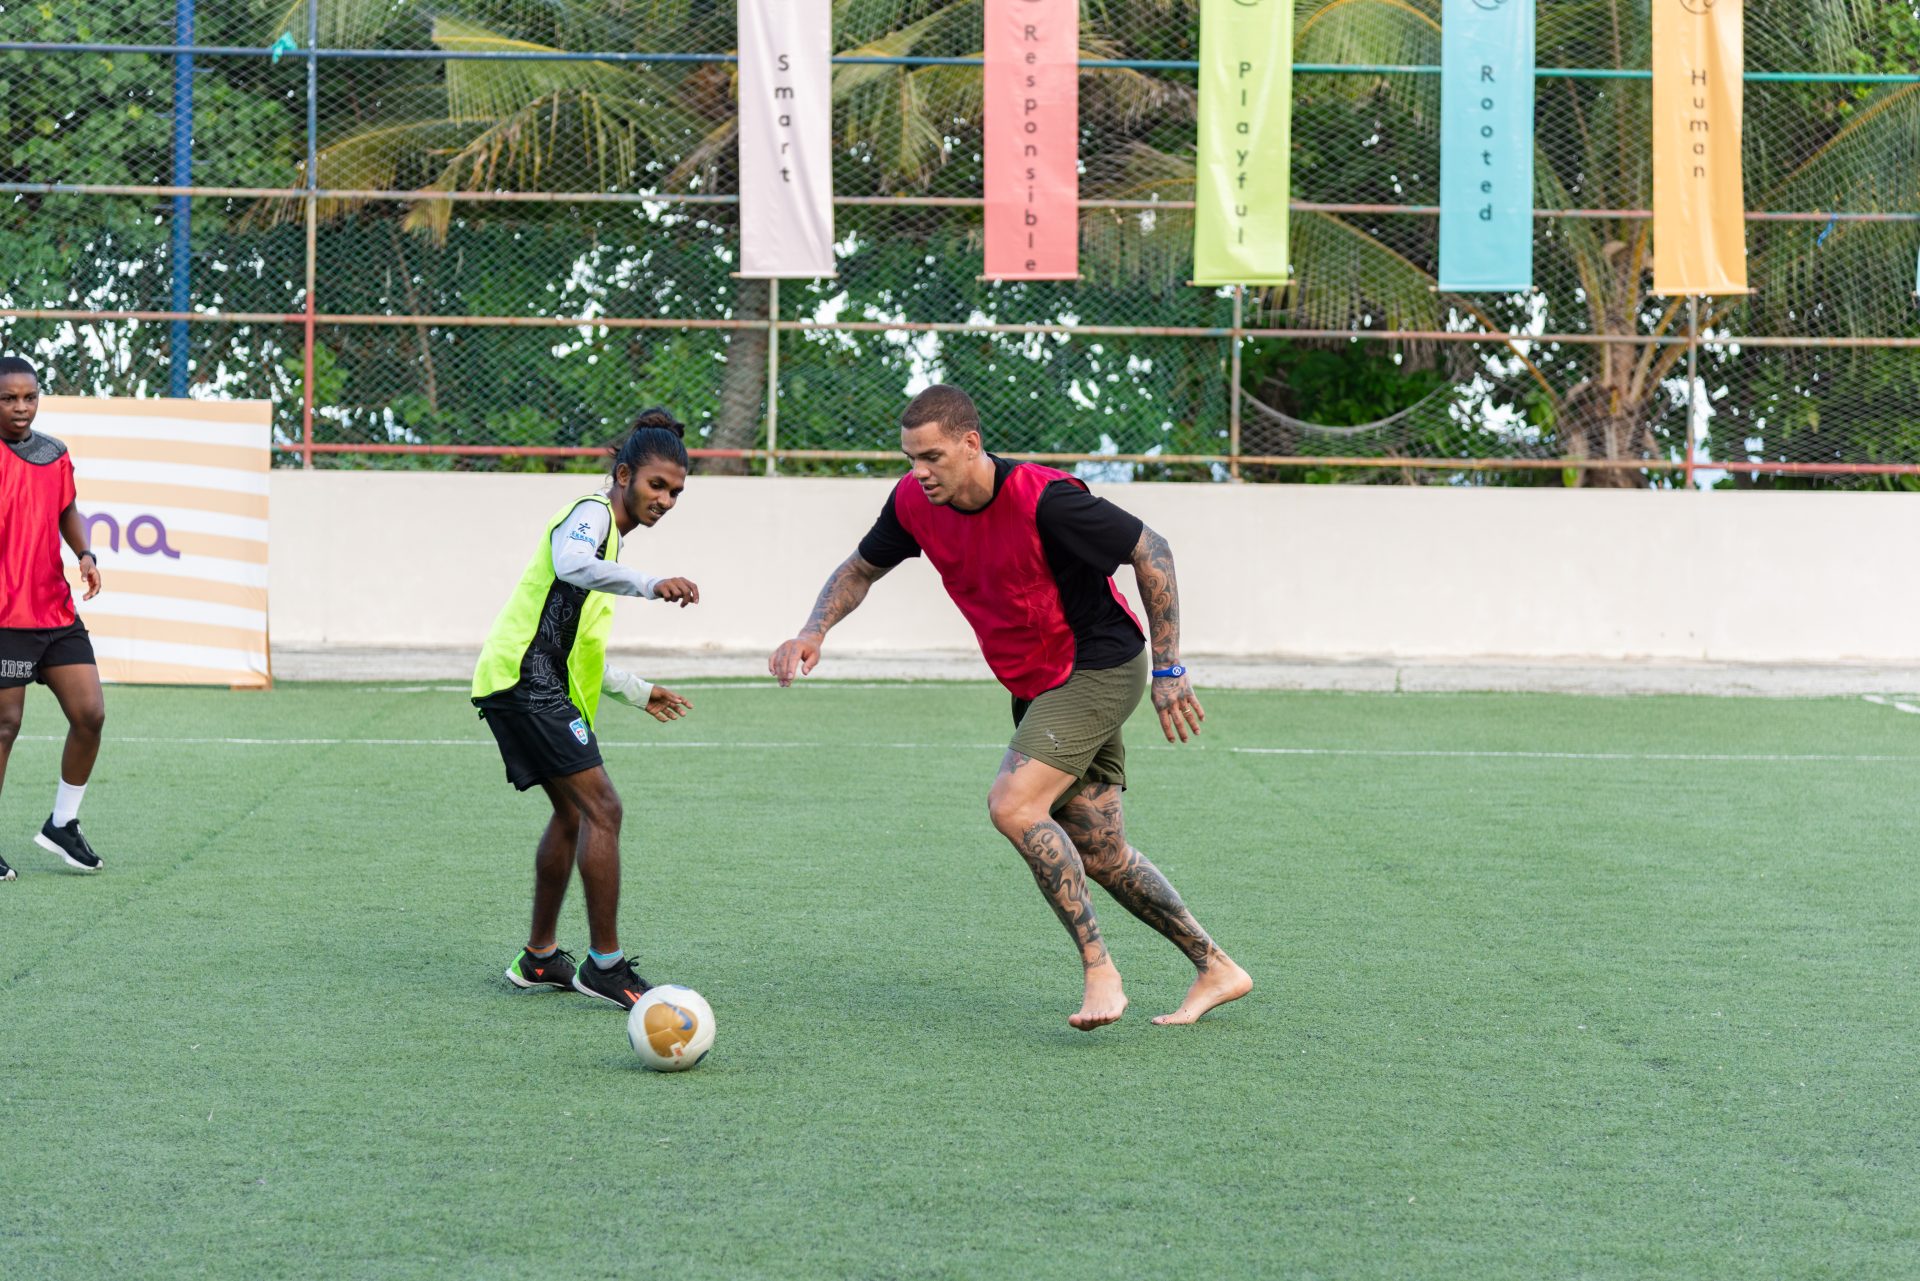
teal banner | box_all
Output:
[1439,0,1535,292]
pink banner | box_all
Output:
[984,0,1079,280]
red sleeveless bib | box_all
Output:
[892,463,1139,699]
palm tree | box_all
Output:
[1084,0,1916,485]
[250,0,1206,468]
[254,0,1914,482]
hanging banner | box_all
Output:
[1438,0,1535,292]
[984,0,1080,280]
[1653,0,1746,295]
[1193,0,1292,285]
[738,0,835,277]
[39,398,272,687]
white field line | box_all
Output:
[1228,747,1920,763]
[15,735,1919,763]
[351,682,973,694]
[1862,694,1920,715]
[15,735,1006,750]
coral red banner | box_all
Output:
[984,0,1080,280]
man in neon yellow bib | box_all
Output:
[472,409,700,1011]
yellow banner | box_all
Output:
[1653,0,1747,295]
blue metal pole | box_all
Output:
[169,0,193,396]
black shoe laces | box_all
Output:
[595,958,648,990]
[52,822,95,858]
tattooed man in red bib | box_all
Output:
[770,385,1251,1030]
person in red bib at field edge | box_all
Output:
[769,385,1252,1030]
[0,356,107,880]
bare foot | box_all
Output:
[1069,961,1128,1031]
[1152,954,1253,1026]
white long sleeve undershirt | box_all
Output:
[550,498,662,600]
[602,662,652,710]
[550,497,659,710]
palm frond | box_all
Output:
[1286,209,1442,335]
[1079,203,1199,294]
[832,1,982,189]
[1083,140,1199,202]
[266,0,417,49]
[431,17,636,123]
[831,1,979,99]
[241,117,491,228]
[1294,0,1441,120]
[1079,28,1195,134]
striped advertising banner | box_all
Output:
[39,397,271,688]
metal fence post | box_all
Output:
[168,0,193,397]
[1229,285,1244,481]
[765,278,780,477]
[1685,296,1699,489]
[301,0,318,469]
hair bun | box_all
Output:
[632,407,686,438]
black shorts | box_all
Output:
[0,621,96,689]
[475,698,603,791]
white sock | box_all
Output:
[51,779,86,827]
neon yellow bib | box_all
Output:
[470,494,622,729]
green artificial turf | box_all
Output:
[2,681,1916,1279]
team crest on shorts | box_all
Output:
[569,717,589,745]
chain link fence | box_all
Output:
[4,0,1920,486]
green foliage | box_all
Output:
[6,0,1920,484]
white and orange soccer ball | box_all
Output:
[626,985,716,1072]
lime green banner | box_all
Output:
[1194,0,1293,285]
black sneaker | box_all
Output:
[571,955,650,1010]
[35,817,102,872]
[0,852,13,881]
[505,946,577,991]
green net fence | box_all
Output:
[5,0,1920,486]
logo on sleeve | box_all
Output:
[569,717,589,745]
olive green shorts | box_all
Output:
[1008,648,1149,806]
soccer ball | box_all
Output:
[626,985,715,1072]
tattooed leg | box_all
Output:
[988,751,1128,1030]
[1013,818,1109,967]
[1057,781,1253,1027]
[1057,783,1213,966]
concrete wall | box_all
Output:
[269,473,1920,663]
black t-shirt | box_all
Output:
[858,456,1146,670]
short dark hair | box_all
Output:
[901,384,980,441]
[0,356,39,381]
[613,406,690,475]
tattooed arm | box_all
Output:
[769,552,893,686]
[1130,524,1206,742]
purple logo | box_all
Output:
[82,511,182,560]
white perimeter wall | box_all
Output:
[269,473,1919,663]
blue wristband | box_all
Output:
[1152,664,1186,679]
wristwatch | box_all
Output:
[1152,664,1186,679]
